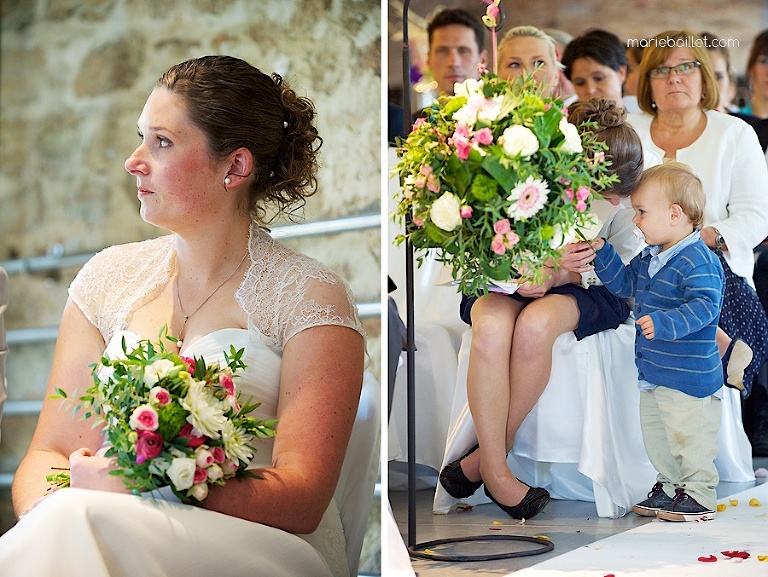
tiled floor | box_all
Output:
[389,457,768,576]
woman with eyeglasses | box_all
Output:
[628,30,768,462]
[742,30,768,118]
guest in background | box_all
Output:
[496,25,560,97]
[741,30,768,118]
[561,29,628,107]
[426,8,487,97]
[629,29,768,397]
[701,32,738,113]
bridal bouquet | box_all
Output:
[393,72,616,296]
[49,333,277,504]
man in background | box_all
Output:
[426,8,487,96]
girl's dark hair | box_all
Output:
[568,98,643,197]
[158,55,322,223]
[561,29,628,80]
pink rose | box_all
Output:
[179,423,207,449]
[576,185,591,201]
[564,188,574,201]
[412,217,424,227]
[427,174,440,193]
[505,231,520,247]
[149,387,171,406]
[129,405,159,432]
[454,136,471,160]
[135,430,163,465]
[193,467,208,485]
[414,175,426,188]
[576,200,587,212]
[460,206,473,218]
[419,165,433,176]
[219,374,235,396]
[210,446,226,464]
[472,127,493,145]
[181,356,196,375]
[195,448,214,468]
[491,234,506,255]
[493,219,511,235]
[412,117,427,130]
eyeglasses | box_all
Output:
[648,61,701,79]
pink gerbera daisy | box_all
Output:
[506,176,549,220]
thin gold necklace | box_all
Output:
[175,251,248,348]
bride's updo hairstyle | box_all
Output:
[157,55,322,223]
[568,98,643,197]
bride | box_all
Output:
[0,56,365,577]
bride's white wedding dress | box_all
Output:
[0,225,364,577]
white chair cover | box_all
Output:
[335,371,381,576]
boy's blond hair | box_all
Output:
[639,162,706,229]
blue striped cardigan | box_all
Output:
[593,238,725,398]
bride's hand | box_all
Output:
[69,447,129,493]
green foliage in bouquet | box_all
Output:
[393,71,618,296]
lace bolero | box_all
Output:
[69,223,364,348]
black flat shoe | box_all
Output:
[439,444,482,498]
[484,484,550,520]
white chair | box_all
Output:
[0,266,7,444]
[433,321,756,517]
[335,371,381,577]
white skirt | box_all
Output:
[0,488,340,577]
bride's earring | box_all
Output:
[224,176,231,185]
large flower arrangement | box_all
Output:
[393,72,617,296]
[48,333,277,504]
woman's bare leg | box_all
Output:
[457,294,525,489]
[485,293,580,506]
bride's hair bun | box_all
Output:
[568,98,626,131]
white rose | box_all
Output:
[499,125,539,158]
[454,78,484,99]
[477,95,504,123]
[167,457,196,491]
[559,117,583,154]
[206,464,224,482]
[549,223,576,250]
[429,192,462,231]
[144,359,177,386]
[188,482,209,501]
[575,212,603,241]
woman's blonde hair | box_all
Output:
[639,162,706,229]
[497,25,563,73]
[636,30,719,115]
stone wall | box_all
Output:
[0,0,381,570]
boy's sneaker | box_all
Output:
[632,482,674,517]
[656,488,716,522]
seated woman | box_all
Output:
[438,26,648,521]
[0,56,365,577]
[561,28,628,108]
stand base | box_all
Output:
[408,534,554,562]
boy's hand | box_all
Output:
[636,314,655,339]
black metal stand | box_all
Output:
[398,1,554,564]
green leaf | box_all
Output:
[481,155,516,192]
